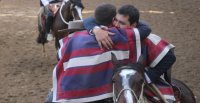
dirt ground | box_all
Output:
[0,0,200,103]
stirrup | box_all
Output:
[47,33,54,41]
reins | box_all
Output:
[59,0,70,25]
[113,82,146,103]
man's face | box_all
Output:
[114,14,131,28]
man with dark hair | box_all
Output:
[94,4,117,26]
[117,4,140,26]
[83,4,176,103]
[84,5,152,48]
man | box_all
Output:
[84,6,151,49]
[48,4,151,103]
[83,5,176,102]
[40,0,61,41]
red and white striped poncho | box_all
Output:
[52,27,175,102]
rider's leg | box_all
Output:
[145,78,176,103]
[44,6,54,41]
[44,1,61,41]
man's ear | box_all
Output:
[131,22,137,28]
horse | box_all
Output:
[111,54,196,103]
[112,54,147,103]
[37,0,84,50]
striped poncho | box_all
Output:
[52,27,175,102]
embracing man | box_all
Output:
[83,4,176,103]
[46,4,176,103]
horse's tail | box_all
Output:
[37,7,48,45]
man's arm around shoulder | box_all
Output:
[83,17,99,33]
[136,20,152,40]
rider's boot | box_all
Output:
[47,30,54,41]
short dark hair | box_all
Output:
[118,5,140,25]
[95,4,116,26]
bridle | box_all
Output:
[112,66,146,103]
[113,82,145,103]
[59,0,83,25]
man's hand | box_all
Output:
[93,27,115,50]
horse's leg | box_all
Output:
[42,44,46,53]
[55,36,60,50]
[40,45,52,66]
[52,18,62,49]
[42,45,47,58]
[37,7,48,44]
[54,31,69,50]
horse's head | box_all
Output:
[61,0,84,23]
[50,0,84,49]
[112,53,146,103]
